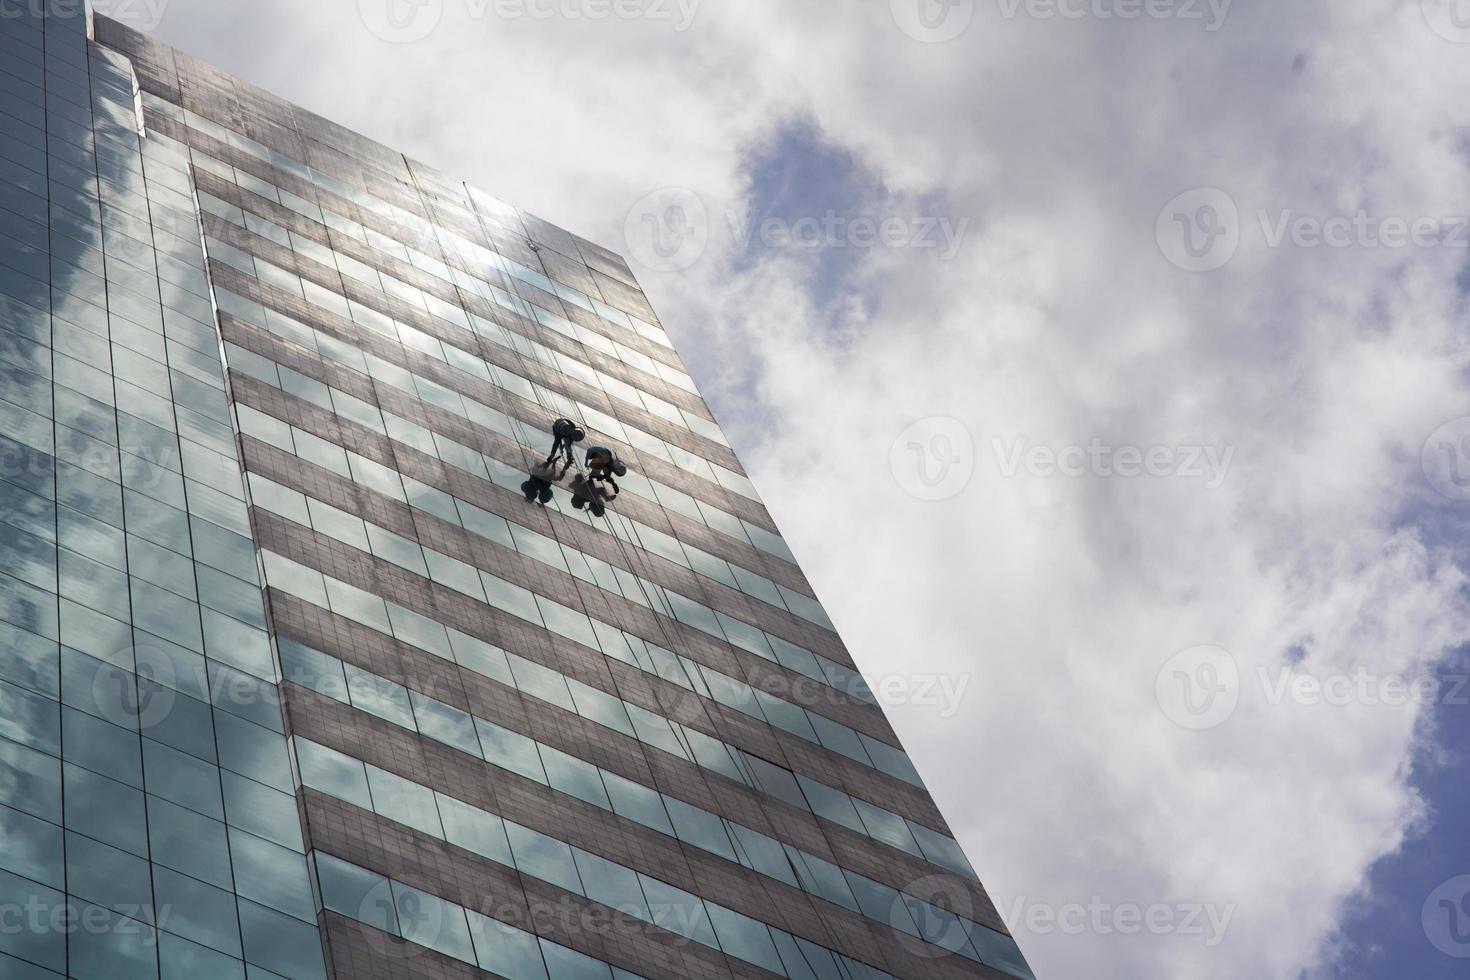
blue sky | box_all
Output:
[1320,655,1470,980]
[98,1,1470,977]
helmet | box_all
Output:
[612,461,627,477]
[571,427,586,443]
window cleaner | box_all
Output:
[584,446,626,499]
[544,418,586,469]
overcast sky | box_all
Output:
[96,1,1470,976]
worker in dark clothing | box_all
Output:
[544,418,586,469]
[584,447,626,499]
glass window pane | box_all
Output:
[504,822,583,896]
[706,903,785,975]
[151,867,242,958]
[236,898,327,980]
[540,940,613,980]
[408,691,481,757]
[538,745,610,810]
[466,910,548,980]
[0,802,62,887]
[636,875,717,948]
[474,718,545,784]
[664,796,736,863]
[147,795,232,888]
[435,792,511,865]
[67,904,157,980]
[315,852,397,934]
[158,931,246,980]
[390,882,475,964]
[228,827,315,922]
[571,848,648,922]
[343,664,414,729]
[0,738,60,821]
[365,764,443,838]
[293,737,371,810]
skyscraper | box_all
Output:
[0,6,1034,979]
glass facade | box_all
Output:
[0,5,1033,979]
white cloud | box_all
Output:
[135,1,1470,976]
